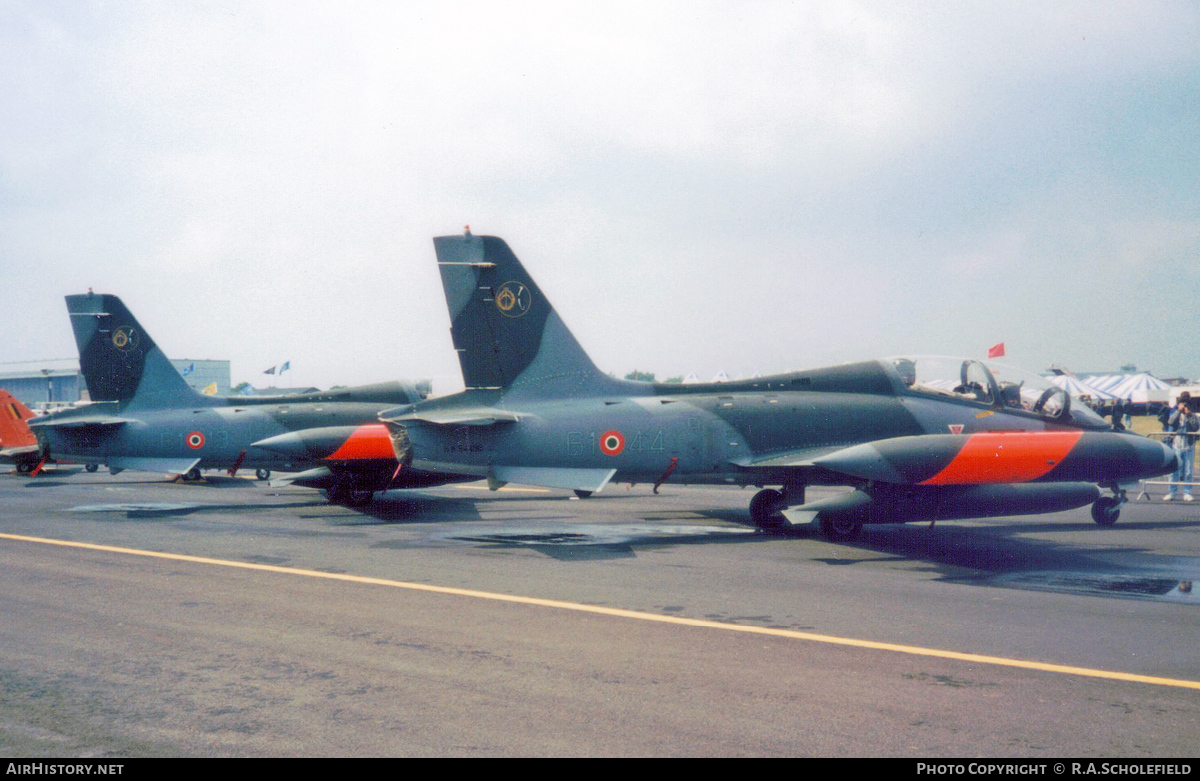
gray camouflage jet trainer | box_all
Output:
[372,231,1176,541]
[28,292,471,502]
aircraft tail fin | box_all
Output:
[66,293,213,408]
[0,389,37,448]
[433,232,619,397]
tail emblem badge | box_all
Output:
[111,326,139,351]
[495,281,532,318]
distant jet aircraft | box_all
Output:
[0,389,43,473]
[28,292,472,503]
[366,232,1175,540]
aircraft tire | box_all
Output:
[749,489,786,530]
[16,462,33,474]
[85,463,99,473]
[1091,496,1121,526]
[574,490,593,499]
[256,468,271,480]
[819,514,863,542]
[183,468,202,482]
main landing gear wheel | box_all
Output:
[85,463,99,473]
[574,490,593,499]
[1091,495,1122,526]
[16,462,33,474]
[183,468,202,482]
[325,482,374,507]
[255,468,271,481]
[749,489,787,531]
[819,514,863,542]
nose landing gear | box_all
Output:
[1092,486,1127,526]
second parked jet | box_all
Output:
[29,292,472,502]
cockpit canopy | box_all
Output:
[885,356,1109,429]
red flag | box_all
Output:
[987,342,1005,359]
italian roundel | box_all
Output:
[186,431,205,449]
[599,430,625,456]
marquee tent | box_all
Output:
[1047,375,1116,400]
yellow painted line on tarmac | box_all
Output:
[2,531,1199,692]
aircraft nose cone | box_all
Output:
[1130,435,1177,477]
[1160,441,1179,475]
[251,431,308,458]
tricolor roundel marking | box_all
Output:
[186,431,205,450]
[599,430,625,456]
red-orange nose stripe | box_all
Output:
[920,431,1084,485]
[326,424,395,461]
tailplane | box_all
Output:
[66,293,212,408]
[433,232,619,397]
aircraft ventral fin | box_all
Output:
[268,467,333,487]
[779,490,873,526]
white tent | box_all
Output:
[1048,375,1116,400]
[1082,374,1126,392]
[1105,373,1171,404]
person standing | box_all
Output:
[1165,395,1198,501]
[1109,398,1123,430]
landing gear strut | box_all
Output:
[1092,487,1126,526]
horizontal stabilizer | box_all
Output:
[1,445,41,458]
[488,466,616,493]
[106,456,200,475]
[381,407,520,427]
[780,490,873,526]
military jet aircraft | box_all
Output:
[366,231,1175,541]
[28,292,472,503]
[0,389,43,473]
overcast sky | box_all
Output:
[3,1,1198,393]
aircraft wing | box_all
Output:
[106,456,201,475]
[732,444,851,469]
[488,466,616,493]
[28,415,136,429]
[381,407,520,427]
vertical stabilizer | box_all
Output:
[434,233,619,397]
[0,389,37,448]
[66,293,213,408]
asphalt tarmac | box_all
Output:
[1,468,1197,757]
